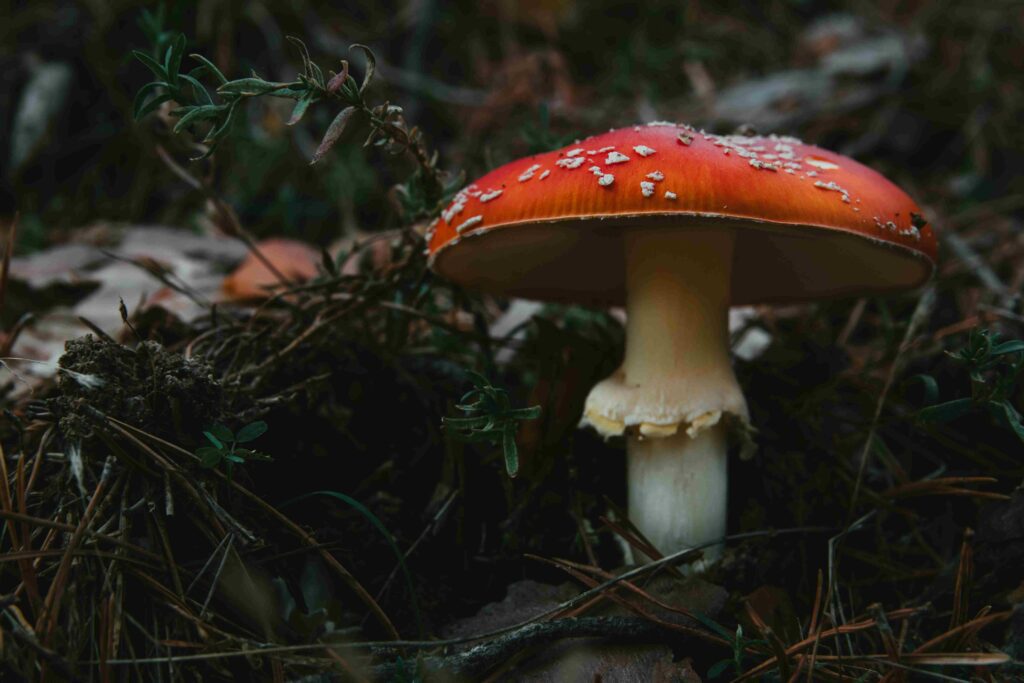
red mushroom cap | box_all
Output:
[428,122,936,306]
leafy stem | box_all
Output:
[132,29,450,217]
[914,328,1024,442]
[196,421,272,480]
[443,371,541,478]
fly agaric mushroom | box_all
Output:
[427,122,936,565]
[222,238,321,302]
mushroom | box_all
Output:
[427,122,936,566]
[222,238,321,302]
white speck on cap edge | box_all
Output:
[455,215,483,234]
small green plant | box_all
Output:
[132,26,456,219]
[196,421,272,476]
[443,371,541,478]
[696,618,767,680]
[915,328,1024,441]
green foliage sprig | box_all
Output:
[443,371,541,478]
[915,328,1024,441]
[132,27,452,217]
[196,421,272,476]
[698,619,767,679]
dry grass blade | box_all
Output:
[949,529,973,633]
[800,570,827,683]
[526,553,731,646]
[911,610,1010,655]
[867,603,901,664]
[599,496,682,567]
[35,458,116,648]
[104,415,401,640]
[731,607,925,683]
[881,477,1008,501]
[0,442,42,614]
[598,513,687,578]
[527,553,708,627]
[746,600,792,680]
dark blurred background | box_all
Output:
[3,0,1022,255]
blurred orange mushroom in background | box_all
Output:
[221,238,321,302]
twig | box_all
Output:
[0,213,17,314]
[369,616,684,680]
[97,525,833,669]
[942,231,1016,311]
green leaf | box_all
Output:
[203,431,224,449]
[179,74,213,105]
[236,421,268,443]
[133,83,171,120]
[135,93,173,120]
[209,424,234,443]
[707,659,732,679]
[201,100,239,145]
[266,87,309,100]
[287,90,316,126]
[133,50,167,80]
[196,446,223,468]
[918,397,974,422]
[908,373,939,406]
[320,247,338,276]
[189,54,228,85]
[995,401,1024,442]
[502,428,519,478]
[225,454,245,464]
[218,78,291,96]
[992,340,1024,356]
[508,406,542,420]
[164,33,186,87]
[309,61,326,89]
[311,106,356,164]
[464,370,491,388]
[349,44,376,94]
[286,36,314,77]
[172,104,225,133]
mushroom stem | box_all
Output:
[583,227,747,565]
[628,424,728,568]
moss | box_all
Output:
[49,335,222,445]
